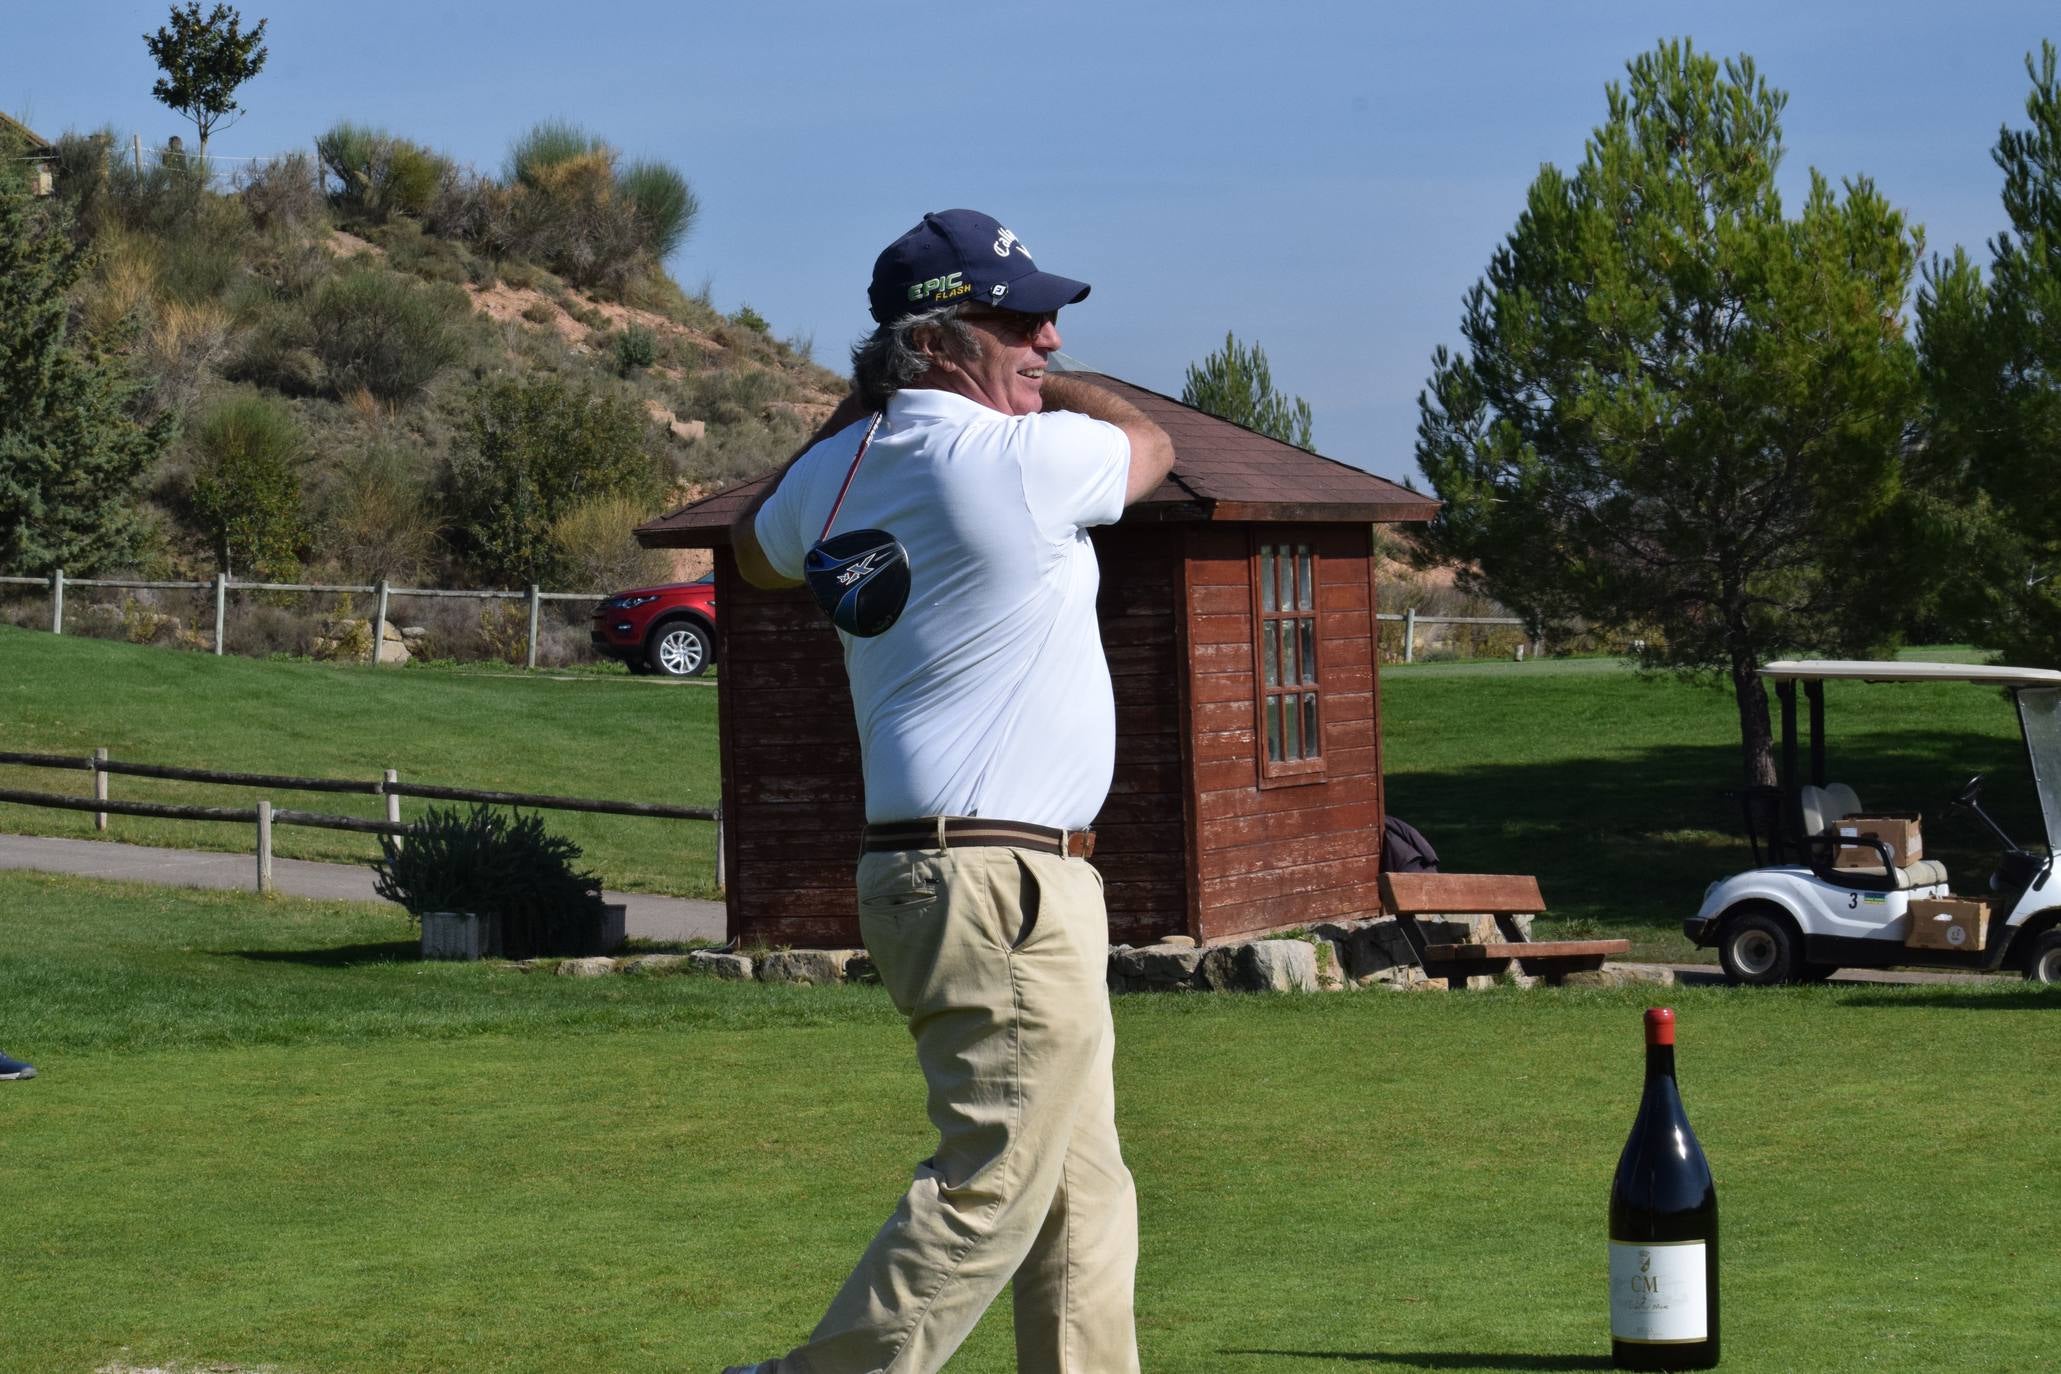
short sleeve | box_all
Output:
[752,462,811,582]
[1014,411,1132,539]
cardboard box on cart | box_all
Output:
[1831,815,1924,870]
[1906,897,1989,951]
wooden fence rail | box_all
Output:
[0,749,722,895]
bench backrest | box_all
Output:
[1379,872,1545,916]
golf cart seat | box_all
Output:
[1798,784,1947,889]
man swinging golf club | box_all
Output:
[724,209,1175,1373]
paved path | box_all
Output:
[1633,961,2008,987]
[0,833,726,943]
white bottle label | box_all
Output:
[1609,1240,1708,1342]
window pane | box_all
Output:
[1263,618,1279,686]
[1282,689,1301,758]
[1282,618,1298,685]
[1260,547,1277,613]
[1298,547,1314,610]
[1302,692,1320,758]
[1266,695,1283,762]
[1299,619,1316,684]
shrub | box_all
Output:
[316,122,456,223]
[236,152,325,233]
[306,268,463,401]
[315,441,441,582]
[444,373,667,584]
[188,393,307,579]
[612,324,656,373]
[521,299,555,325]
[505,120,603,189]
[229,297,324,395]
[375,804,608,958]
[618,158,698,259]
[733,303,769,334]
[549,493,670,593]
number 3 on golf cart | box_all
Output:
[1687,660,2061,986]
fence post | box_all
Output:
[373,578,390,667]
[93,747,108,832]
[50,568,63,634]
[213,573,227,655]
[256,799,274,895]
[132,132,142,174]
[1403,607,1416,664]
[525,584,541,670]
[383,768,401,848]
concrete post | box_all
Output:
[373,578,390,667]
[50,569,63,634]
[383,768,401,848]
[256,799,274,895]
[525,585,541,670]
[1403,606,1416,664]
[93,747,108,832]
[213,573,227,655]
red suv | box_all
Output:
[591,575,717,677]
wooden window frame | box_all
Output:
[1250,532,1326,787]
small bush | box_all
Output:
[375,804,607,958]
[506,120,603,189]
[236,152,326,233]
[613,324,656,373]
[315,441,441,583]
[549,493,670,593]
[733,303,769,334]
[316,122,456,223]
[618,159,698,260]
[521,300,555,325]
[306,269,463,401]
[188,393,308,580]
[229,298,324,395]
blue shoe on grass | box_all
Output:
[0,1050,36,1080]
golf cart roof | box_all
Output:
[1761,659,2061,688]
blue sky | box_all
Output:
[6,1,2053,482]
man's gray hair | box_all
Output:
[851,302,982,410]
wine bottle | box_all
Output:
[1609,1007,1719,1370]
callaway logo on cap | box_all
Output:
[868,209,1091,325]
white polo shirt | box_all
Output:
[753,387,1132,829]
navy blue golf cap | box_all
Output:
[868,210,1091,325]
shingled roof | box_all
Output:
[635,372,1437,548]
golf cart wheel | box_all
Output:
[1719,908,1801,986]
[2023,928,2061,985]
[647,620,712,678]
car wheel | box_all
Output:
[2023,928,2061,985]
[648,620,712,678]
[1719,909,1801,986]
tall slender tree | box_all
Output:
[0,182,168,577]
[1181,332,1315,448]
[1414,41,1921,784]
[1915,42,2061,666]
[143,3,269,163]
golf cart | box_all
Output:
[1686,660,2061,985]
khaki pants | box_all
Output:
[777,845,1139,1374]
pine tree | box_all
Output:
[1181,332,1315,448]
[1414,41,1921,784]
[1916,42,2061,666]
[0,182,168,577]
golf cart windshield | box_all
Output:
[2017,687,2061,856]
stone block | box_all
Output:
[1311,917,1416,980]
[1111,943,1206,989]
[1557,963,1675,989]
[623,954,693,975]
[1235,940,1319,993]
[688,950,754,981]
[557,956,617,977]
[843,952,879,984]
[757,949,851,985]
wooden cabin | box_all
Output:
[636,373,1436,949]
[0,114,57,197]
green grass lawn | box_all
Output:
[1,628,2044,954]
[0,627,720,897]
[1,870,2056,1373]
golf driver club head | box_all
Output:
[804,528,911,638]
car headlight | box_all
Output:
[609,594,660,609]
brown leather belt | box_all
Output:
[863,817,1095,859]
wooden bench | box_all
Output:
[1378,872,1630,988]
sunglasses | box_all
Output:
[965,308,1058,341]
